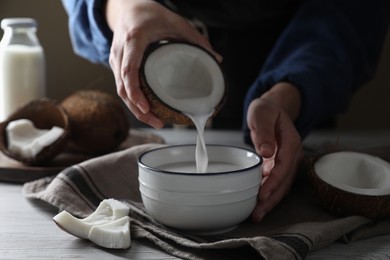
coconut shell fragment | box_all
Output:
[60,90,130,155]
[0,98,70,165]
[307,151,390,220]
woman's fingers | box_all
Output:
[252,141,302,223]
[106,0,221,127]
[247,97,303,223]
[121,38,150,113]
[247,99,278,159]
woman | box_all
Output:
[61,0,390,222]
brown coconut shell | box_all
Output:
[60,90,130,155]
[307,153,390,220]
[0,98,70,166]
[139,40,227,126]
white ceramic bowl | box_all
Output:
[138,145,262,234]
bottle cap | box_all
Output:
[1,18,37,29]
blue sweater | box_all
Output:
[61,0,390,139]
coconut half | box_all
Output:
[0,99,70,165]
[308,151,390,219]
[140,41,227,125]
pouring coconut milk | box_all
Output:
[141,41,226,173]
[185,112,213,173]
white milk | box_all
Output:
[185,111,214,173]
[159,161,242,173]
[0,45,45,121]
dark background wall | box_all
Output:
[0,0,115,100]
[1,0,389,130]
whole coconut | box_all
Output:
[61,90,129,155]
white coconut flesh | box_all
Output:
[314,151,390,196]
[143,43,225,115]
[6,119,64,159]
[88,216,131,249]
[53,199,131,249]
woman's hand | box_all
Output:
[247,82,304,223]
[105,0,219,128]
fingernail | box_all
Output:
[137,102,148,114]
[149,117,164,129]
[260,144,273,156]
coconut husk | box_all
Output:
[60,90,130,155]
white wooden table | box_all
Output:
[1,128,390,259]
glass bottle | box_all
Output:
[0,18,46,121]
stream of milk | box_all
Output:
[185,111,214,173]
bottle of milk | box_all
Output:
[0,18,46,121]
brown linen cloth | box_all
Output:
[23,143,390,260]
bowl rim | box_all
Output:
[138,144,262,176]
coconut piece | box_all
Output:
[6,119,64,159]
[53,199,131,249]
[82,198,130,225]
[53,211,92,239]
[88,216,131,249]
[140,41,227,125]
[308,151,390,219]
[0,98,70,165]
[53,199,130,238]
[60,90,130,155]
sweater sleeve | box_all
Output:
[61,0,113,66]
[61,0,166,67]
[243,0,390,141]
